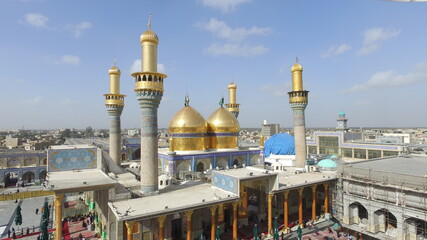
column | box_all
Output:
[138,221,144,240]
[55,194,64,240]
[125,221,135,240]
[218,204,224,225]
[324,183,329,214]
[158,215,166,240]
[283,191,289,230]
[232,202,238,240]
[311,185,317,220]
[298,188,304,226]
[186,210,193,240]
[239,186,248,220]
[210,206,217,240]
[268,194,274,236]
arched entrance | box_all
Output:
[374,209,397,234]
[39,170,47,182]
[405,217,427,239]
[132,148,141,160]
[217,158,228,169]
[176,161,191,180]
[196,162,204,172]
[5,172,19,188]
[121,153,126,161]
[233,159,239,167]
[349,202,368,225]
[22,171,35,184]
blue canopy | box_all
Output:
[264,133,295,157]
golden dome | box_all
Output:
[291,62,303,72]
[140,29,159,44]
[169,106,207,134]
[108,66,121,75]
[207,107,240,133]
[228,82,237,89]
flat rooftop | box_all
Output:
[214,166,278,180]
[347,154,427,176]
[50,144,95,149]
[276,169,336,190]
[47,169,116,193]
[109,181,238,221]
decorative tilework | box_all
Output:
[48,148,97,172]
[212,172,238,194]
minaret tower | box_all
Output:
[288,58,309,168]
[336,111,349,132]
[104,58,125,166]
[225,82,240,118]
[131,15,167,195]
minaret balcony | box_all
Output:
[132,72,167,92]
[104,94,125,106]
[288,90,309,104]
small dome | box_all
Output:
[207,107,240,133]
[140,29,159,44]
[264,133,295,157]
[228,82,237,89]
[169,106,207,134]
[338,111,346,116]
[108,66,121,75]
[317,159,337,168]
[291,62,303,72]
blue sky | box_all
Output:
[1,0,427,130]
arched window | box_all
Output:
[143,75,147,81]
[166,180,169,185]
[148,75,152,81]
[160,180,163,185]
[154,76,158,82]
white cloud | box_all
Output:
[24,96,42,105]
[357,28,401,56]
[345,62,427,92]
[55,55,80,65]
[24,13,48,28]
[321,44,351,58]
[195,18,271,42]
[129,59,166,73]
[66,22,92,38]
[261,82,291,96]
[199,0,250,13]
[205,43,268,56]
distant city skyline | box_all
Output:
[1,0,427,129]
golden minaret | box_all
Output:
[131,15,167,195]
[288,58,309,168]
[104,58,125,166]
[225,82,240,118]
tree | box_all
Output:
[84,127,94,138]
[14,205,22,226]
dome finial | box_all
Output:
[296,56,299,63]
[147,13,152,29]
[184,93,190,106]
[113,56,117,67]
[219,96,224,108]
